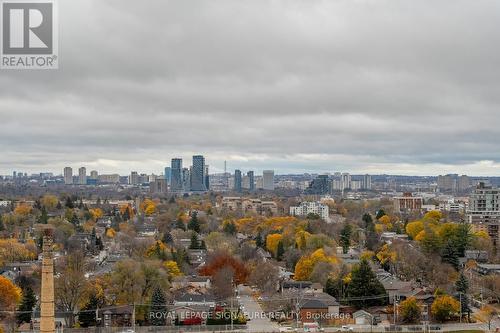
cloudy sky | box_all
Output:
[1,0,500,176]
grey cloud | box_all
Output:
[1,0,500,175]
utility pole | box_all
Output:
[132,303,136,332]
[230,277,234,331]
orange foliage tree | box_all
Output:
[198,252,249,284]
[0,275,21,309]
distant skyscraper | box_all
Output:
[363,174,372,190]
[341,173,351,190]
[247,171,255,191]
[263,170,275,190]
[90,170,98,179]
[182,167,191,192]
[129,171,139,185]
[78,167,87,185]
[170,158,183,192]
[164,167,172,185]
[63,167,73,185]
[190,155,207,191]
[234,170,242,192]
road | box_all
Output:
[238,285,280,332]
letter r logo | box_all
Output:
[2,2,53,54]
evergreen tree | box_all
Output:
[0,214,4,231]
[223,221,237,235]
[168,196,176,204]
[56,201,62,210]
[455,273,470,320]
[340,224,352,254]
[346,259,387,308]
[441,240,459,269]
[276,241,285,261]
[65,197,74,209]
[150,287,167,326]
[453,223,472,257]
[362,213,373,228]
[189,232,200,249]
[187,211,200,233]
[375,209,386,220]
[38,207,48,224]
[255,233,263,248]
[163,231,174,244]
[79,294,99,327]
[16,286,36,324]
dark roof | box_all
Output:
[301,299,328,309]
[175,293,215,303]
[282,281,312,289]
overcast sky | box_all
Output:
[1,0,500,176]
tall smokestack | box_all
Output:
[40,228,55,333]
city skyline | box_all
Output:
[2,1,500,176]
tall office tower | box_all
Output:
[247,171,255,191]
[234,169,242,192]
[437,174,458,193]
[63,167,73,185]
[40,228,55,333]
[164,167,172,185]
[341,173,351,190]
[363,174,372,190]
[262,170,275,190]
[78,167,87,185]
[306,175,331,195]
[182,168,191,192]
[458,175,471,193]
[170,158,183,192]
[467,182,500,246]
[190,155,207,191]
[90,170,98,179]
[204,165,210,190]
[129,171,139,185]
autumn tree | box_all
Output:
[399,297,421,323]
[198,252,249,284]
[431,295,459,322]
[266,233,283,258]
[249,261,279,294]
[78,293,100,327]
[0,276,21,309]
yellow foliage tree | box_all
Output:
[406,220,424,239]
[294,248,339,280]
[424,210,442,222]
[431,295,460,322]
[106,228,116,238]
[14,203,32,216]
[266,234,283,257]
[377,244,397,265]
[164,260,182,280]
[140,199,157,215]
[41,194,59,211]
[89,208,104,221]
[0,275,21,309]
[378,215,391,225]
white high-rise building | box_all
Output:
[63,167,73,185]
[263,170,275,190]
[341,173,351,190]
[290,201,330,222]
[78,167,87,185]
